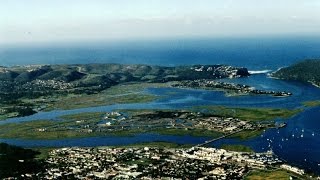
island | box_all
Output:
[0,108,299,140]
[172,79,292,97]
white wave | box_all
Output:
[249,69,272,74]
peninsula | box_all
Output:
[172,79,292,97]
[271,59,320,87]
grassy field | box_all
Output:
[230,129,265,140]
[244,169,297,180]
[0,117,149,140]
[0,119,221,140]
[192,106,301,122]
[60,112,105,121]
[0,118,266,140]
[0,104,300,140]
[220,144,254,152]
[0,112,19,121]
[0,112,105,139]
[0,120,92,139]
[32,147,56,160]
[0,120,55,139]
[43,83,168,111]
[121,106,300,123]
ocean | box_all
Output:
[1,36,320,70]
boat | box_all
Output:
[276,122,287,128]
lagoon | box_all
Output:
[1,73,320,173]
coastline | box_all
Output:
[309,81,320,88]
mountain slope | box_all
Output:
[272,59,320,87]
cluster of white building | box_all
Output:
[193,65,241,78]
[183,147,281,169]
[31,79,74,90]
[281,164,305,175]
[195,116,253,133]
[15,146,313,179]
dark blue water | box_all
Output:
[1,37,320,174]
[212,106,320,174]
[1,36,320,70]
[148,74,320,109]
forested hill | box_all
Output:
[272,59,320,87]
[0,143,43,178]
[0,63,249,101]
[0,64,249,83]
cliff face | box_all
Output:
[271,59,320,87]
[236,68,250,77]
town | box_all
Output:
[191,65,249,79]
[16,146,307,179]
[172,79,292,97]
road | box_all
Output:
[194,129,244,148]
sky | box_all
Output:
[1,0,320,45]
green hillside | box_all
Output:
[272,59,320,87]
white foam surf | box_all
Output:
[249,70,272,74]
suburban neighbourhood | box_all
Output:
[15,146,307,179]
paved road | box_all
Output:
[194,129,244,148]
